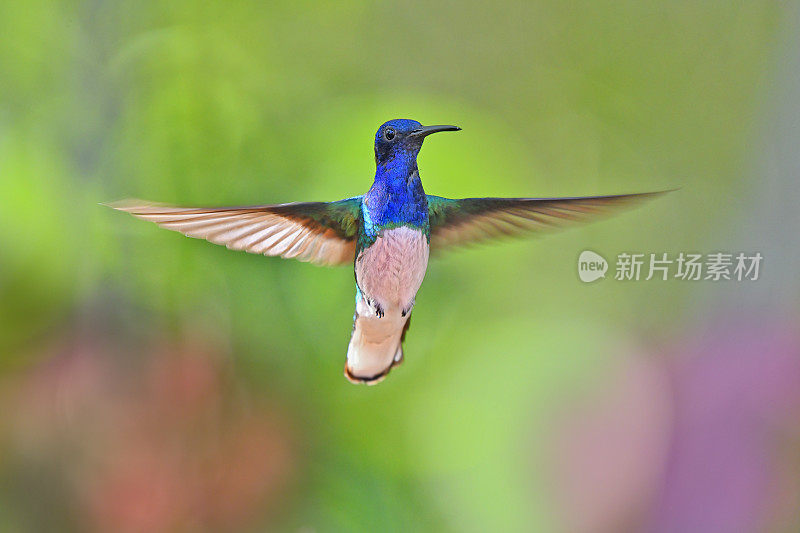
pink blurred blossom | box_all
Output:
[1,333,297,532]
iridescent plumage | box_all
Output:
[109,118,670,385]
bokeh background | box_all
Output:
[2,1,799,531]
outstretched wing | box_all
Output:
[108,197,362,266]
[427,190,671,250]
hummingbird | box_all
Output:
[109,119,668,385]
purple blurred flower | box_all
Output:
[548,315,800,533]
[650,317,800,533]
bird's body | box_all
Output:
[354,225,428,317]
[109,118,670,385]
[348,226,424,380]
[343,122,434,382]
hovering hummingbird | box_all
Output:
[109,119,668,385]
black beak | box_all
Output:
[410,124,461,138]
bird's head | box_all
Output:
[374,119,460,166]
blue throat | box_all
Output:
[363,149,429,231]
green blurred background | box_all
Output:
[2,1,799,532]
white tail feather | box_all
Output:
[344,296,408,385]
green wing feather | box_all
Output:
[108,197,363,266]
[427,190,671,250]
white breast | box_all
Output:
[355,226,429,312]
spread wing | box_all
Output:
[427,190,671,250]
[107,197,362,266]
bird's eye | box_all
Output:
[384,127,396,141]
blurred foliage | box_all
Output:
[0,0,791,531]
